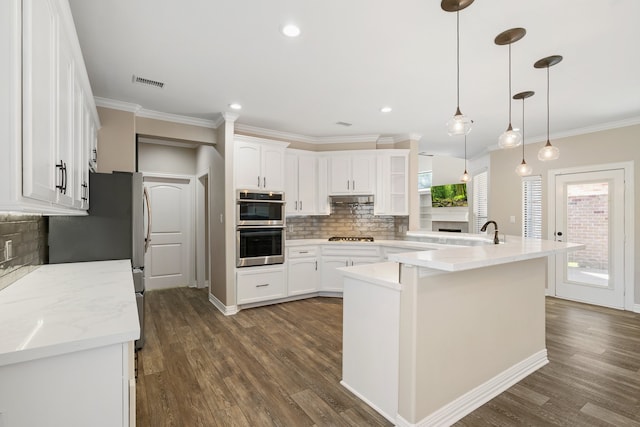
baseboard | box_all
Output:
[395,349,549,427]
[208,293,238,316]
[340,380,396,425]
[634,303,640,314]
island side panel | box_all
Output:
[398,257,547,424]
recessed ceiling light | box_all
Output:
[281,24,301,38]
[229,103,242,110]
[380,106,392,113]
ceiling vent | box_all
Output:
[132,74,165,89]
[336,121,353,127]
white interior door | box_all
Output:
[144,176,193,290]
[554,169,625,309]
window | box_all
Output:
[472,171,488,233]
[522,175,542,239]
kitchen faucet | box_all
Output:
[480,220,500,244]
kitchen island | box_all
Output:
[339,235,582,427]
[0,260,140,427]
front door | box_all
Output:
[144,176,193,290]
[554,169,625,309]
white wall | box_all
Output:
[431,155,465,185]
[138,141,197,175]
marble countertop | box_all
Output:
[338,261,402,291]
[388,236,584,271]
[285,238,455,250]
[0,260,140,367]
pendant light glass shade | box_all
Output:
[460,135,472,182]
[495,28,526,149]
[442,1,474,136]
[513,90,534,177]
[534,55,563,161]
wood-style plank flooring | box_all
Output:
[137,288,640,426]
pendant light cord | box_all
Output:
[521,98,526,161]
[546,66,550,141]
[456,10,460,109]
[464,135,467,169]
[508,43,512,125]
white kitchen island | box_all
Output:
[0,260,140,427]
[339,235,582,427]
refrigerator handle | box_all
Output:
[144,187,152,253]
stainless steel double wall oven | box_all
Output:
[236,190,285,267]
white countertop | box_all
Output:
[389,235,584,271]
[0,260,140,367]
[338,261,402,291]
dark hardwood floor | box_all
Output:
[137,288,640,427]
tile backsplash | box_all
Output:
[286,204,408,240]
[0,214,47,290]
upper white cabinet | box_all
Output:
[375,150,409,216]
[0,0,99,214]
[235,136,288,192]
[328,152,375,195]
[285,150,318,216]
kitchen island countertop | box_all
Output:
[0,259,140,367]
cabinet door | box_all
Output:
[22,0,58,203]
[261,145,285,191]
[329,155,351,195]
[389,154,408,215]
[56,23,75,207]
[351,256,382,267]
[284,152,299,215]
[297,154,317,214]
[351,154,375,194]
[288,257,319,295]
[73,84,90,209]
[237,267,286,304]
[320,256,349,292]
[235,141,262,190]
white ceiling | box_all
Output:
[68,0,640,159]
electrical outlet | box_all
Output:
[4,240,12,261]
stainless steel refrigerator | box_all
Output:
[48,171,148,350]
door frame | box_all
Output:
[196,168,211,289]
[142,172,196,288]
[546,161,634,311]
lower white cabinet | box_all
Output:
[287,246,319,296]
[0,341,135,427]
[320,245,381,292]
[237,265,286,305]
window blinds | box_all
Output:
[472,171,488,233]
[522,175,542,239]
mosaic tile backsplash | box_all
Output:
[0,214,47,290]
[286,204,408,240]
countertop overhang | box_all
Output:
[0,259,140,367]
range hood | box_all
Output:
[329,195,374,205]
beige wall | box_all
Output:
[489,124,639,304]
[137,116,216,145]
[138,142,197,175]
[96,107,135,173]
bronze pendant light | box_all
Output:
[495,28,526,149]
[460,134,471,182]
[535,55,563,161]
[513,91,534,176]
[442,0,474,136]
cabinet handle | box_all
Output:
[81,182,88,201]
[315,260,318,271]
[55,161,67,194]
[299,200,302,210]
[347,180,350,190]
[295,201,298,210]
[256,283,270,288]
[56,161,64,192]
[352,180,355,190]
[92,148,97,164]
[263,177,266,188]
[62,162,68,194]
[299,250,308,254]
[345,260,348,267]
[257,176,261,187]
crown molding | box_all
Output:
[94,97,141,113]
[221,112,240,123]
[376,137,395,145]
[137,108,218,128]
[234,123,381,144]
[212,113,226,128]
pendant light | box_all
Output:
[460,135,471,182]
[442,0,474,136]
[513,91,534,176]
[495,28,526,148]
[535,55,563,161]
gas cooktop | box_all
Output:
[328,236,375,242]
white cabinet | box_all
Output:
[235,136,288,191]
[287,246,319,295]
[320,245,381,292]
[375,150,409,216]
[328,152,375,195]
[237,265,286,305]
[285,150,318,215]
[0,0,99,214]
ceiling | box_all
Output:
[68,0,640,159]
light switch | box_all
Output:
[509,216,516,224]
[4,240,12,261]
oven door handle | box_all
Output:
[236,225,286,230]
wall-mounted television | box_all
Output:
[430,183,468,207]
